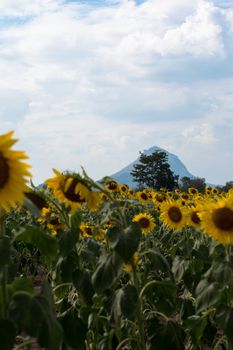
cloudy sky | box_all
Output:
[1,0,233,185]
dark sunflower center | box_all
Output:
[191,211,201,225]
[108,182,117,190]
[140,193,148,200]
[63,178,85,203]
[84,227,93,236]
[121,186,127,192]
[182,194,189,200]
[156,195,164,203]
[49,217,60,226]
[139,217,150,228]
[212,207,233,231]
[168,206,182,223]
[0,152,10,190]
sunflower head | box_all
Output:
[188,207,201,228]
[128,189,134,196]
[198,197,233,244]
[205,186,212,196]
[152,192,166,204]
[133,213,156,234]
[0,131,31,211]
[105,180,119,192]
[80,225,105,241]
[38,206,64,235]
[188,188,198,196]
[167,191,174,198]
[211,188,219,195]
[46,169,101,211]
[24,189,48,210]
[80,225,94,237]
[119,184,128,193]
[159,200,188,230]
[181,193,190,200]
[123,252,140,273]
[136,191,149,203]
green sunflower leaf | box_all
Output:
[107,222,141,263]
[15,226,58,263]
[92,252,122,293]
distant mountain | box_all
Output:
[111,146,195,188]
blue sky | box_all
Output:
[0,0,233,185]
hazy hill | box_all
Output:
[111,146,195,188]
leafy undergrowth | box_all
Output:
[0,177,233,350]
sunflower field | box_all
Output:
[1,131,233,350]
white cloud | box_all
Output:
[0,0,233,185]
[181,123,217,145]
[0,0,60,17]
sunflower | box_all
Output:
[0,131,31,211]
[187,206,201,228]
[152,192,166,204]
[38,207,64,236]
[123,252,140,273]
[80,224,105,241]
[133,213,156,234]
[46,169,101,211]
[180,193,190,200]
[24,188,48,210]
[227,190,233,204]
[127,189,134,198]
[80,224,93,237]
[167,191,174,198]
[211,188,219,195]
[198,198,233,244]
[144,189,152,199]
[159,200,187,230]
[205,186,212,196]
[136,191,150,203]
[188,188,198,196]
[105,180,119,192]
[119,184,128,195]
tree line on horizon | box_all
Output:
[130,150,233,193]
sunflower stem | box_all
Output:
[0,208,8,318]
[225,245,232,262]
[132,263,146,350]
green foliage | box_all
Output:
[180,176,206,193]
[60,311,87,349]
[8,283,63,350]
[146,314,185,350]
[15,226,58,263]
[59,228,80,257]
[1,176,233,349]
[0,236,11,268]
[185,314,209,346]
[72,268,94,305]
[0,319,16,350]
[216,305,233,345]
[113,284,138,319]
[222,180,233,192]
[92,252,122,293]
[131,150,179,190]
[107,222,141,263]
